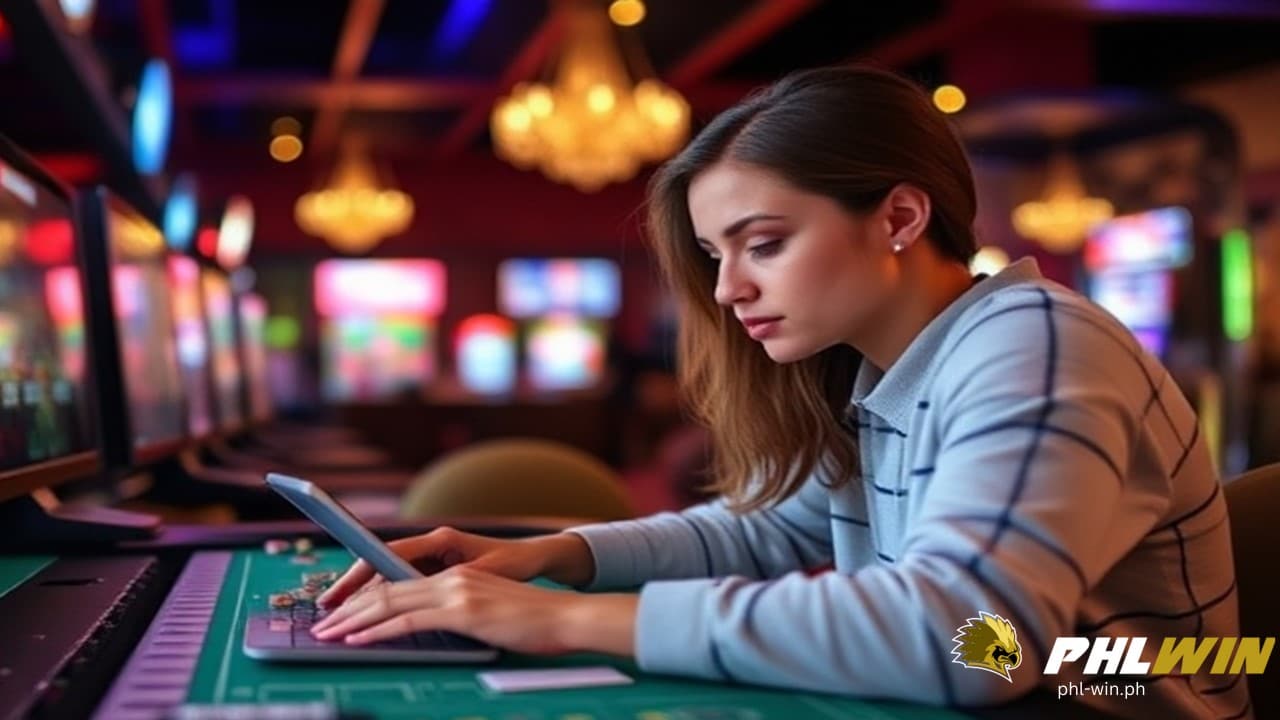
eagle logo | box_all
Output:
[951,611,1023,682]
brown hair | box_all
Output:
[647,65,978,511]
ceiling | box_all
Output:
[0,0,1277,255]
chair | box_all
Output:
[1223,461,1280,719]
[400,438,636,522]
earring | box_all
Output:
[891,240,906,254]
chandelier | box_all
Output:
[1012,152,1114,254]
[490,1,690,192]
[295,143,414,255]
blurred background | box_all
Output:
[0,0,1277,524]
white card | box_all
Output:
[477,666,634,693]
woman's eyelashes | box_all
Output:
[746,238,784,259]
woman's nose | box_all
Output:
[714,260,758,307]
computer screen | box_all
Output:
[0,140,98,499]
[201,268,243,432]
[101,193,186,460]
[525,314,607,391]
[168,256,214,438]
[237,292,272,424]
[498,258,620,318]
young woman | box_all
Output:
[312,67,1246,718]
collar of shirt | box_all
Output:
[850,256,1045,431]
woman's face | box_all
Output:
[687,160,899,363]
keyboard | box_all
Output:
[244,602,498,662]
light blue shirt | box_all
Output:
[571,259,1246,717]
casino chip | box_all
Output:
[263,539,291,555]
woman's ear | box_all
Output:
[883,183,931,254]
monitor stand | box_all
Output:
[0,488,160,549]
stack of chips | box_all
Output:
[291,537,318,565]
[266,571,339,614]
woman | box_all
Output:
[312,66,1246,718]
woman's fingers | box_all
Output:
[313,581,421,639]
[316,558,375,608]
[344,608,454,645]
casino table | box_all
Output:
[0,555,57,597]
[95,546,973,719]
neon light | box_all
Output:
[216,194,254,269]
[314,260,447,317]
[164,172,198,250]
[264,316,300,350]
[196,226,218,258]
[132,59,173,174]
[432,0,492,61]
[455,313,516,394]
[25,219,75,265]
[1221,229,1253,342]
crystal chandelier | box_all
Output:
[490,1,690,192]
[295,143,414,255]
[1012,152,1114,254]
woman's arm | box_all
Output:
[569,472,836,589]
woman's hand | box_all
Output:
[317,527,595,610]
[310,565,638,656]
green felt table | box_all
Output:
[0,555,56,598]
[186,548,973,720]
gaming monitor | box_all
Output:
[0,136,99,501]
[498,258,620,318]
[237,291,272,424]
[201,268,244,432]
[168,255,215,438]
[81,188,187,466]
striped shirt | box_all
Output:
[570,258,1248,719]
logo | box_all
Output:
[951,611,1023,682]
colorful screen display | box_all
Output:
[168,256,214,437]
[0,159,94,471]
[314,260,445,401]
[525,314,606,391]
[237,292,272,423]
[201,269,242,430]
[105,196,185,451]
[455,314,516,395]
[498,258,620,318]
[1084,207,1193,273]
[1085,207,1192,360]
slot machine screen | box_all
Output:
[314,259,445,401]
[0,147,97,495]
[103,194,185,456]
[168,256,214,437]
[201,269,243,431]
[525,314,606,391]
[237,292,272,423]
[498,258,620,318]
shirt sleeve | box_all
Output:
[567,470,834,589]
[630,291,1176,706]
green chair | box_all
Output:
[400,438,636,522]
[1223,461,1280,719]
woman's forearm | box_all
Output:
[556,593,639,657]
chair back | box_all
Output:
[400,438,634,522]
[1224,462,1280,719]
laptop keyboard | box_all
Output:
[247,603,485,652]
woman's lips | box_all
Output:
[742,317,783,340]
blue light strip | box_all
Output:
[431,0,493,61]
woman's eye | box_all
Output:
[747,239,783,258]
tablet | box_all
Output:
[264,472,421,581]
[251,472,499,663]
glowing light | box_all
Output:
[295,145,414,254]
[969,246,1010,276]
[132,59,173,174]
[216,195,254,269]
[608,0,645,26]
[270,134,303,163]
[932,84,966,113]
[491,3,688,192]
[271,116,302,137]
[1012,153,1113,254]
[1221,229,1253,342]
[58,0,95,34]
[164,172,198,250]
